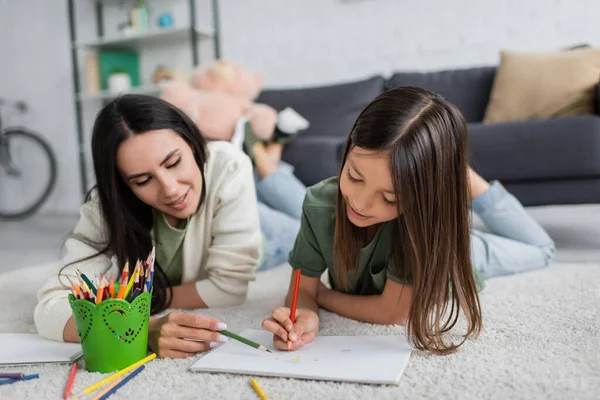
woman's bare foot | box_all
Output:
[253,143,279,179]
[264,142,283,162]
[468,167,491,199]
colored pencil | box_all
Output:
[0,372,24,379]
[78,270,97,296]
[97,365,145,400]
[95,282,104,304]
[250,378,269,400]
[0,373,39,386]
[108,276,115,298]
[73,353,156,397]
[91,376,123,400]
[63,362,78,400]
[288,268,301,351]
[220,329,272,353]
[130,287,141,302]
[122,264,138,300]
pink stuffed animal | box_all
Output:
[160,61,308,149]
[192,60,278,143]
[160,81,251,141]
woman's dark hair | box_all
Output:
[65,94,207,314]
[333,86,482,354]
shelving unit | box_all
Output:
[66,0,221,197]
[76,26,215,50]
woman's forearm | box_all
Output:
[170,282,207,309]
[318,289,405,325]
[62,316,80,342]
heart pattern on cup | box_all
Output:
[70,296,95,343]
[100,295,151,344]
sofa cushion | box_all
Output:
[468,115,600,181]
[386,67,497,123]
[483,48,600,123]
[282,136,346,186]
[257,76,386,138]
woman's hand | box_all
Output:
[148,311,229,358]
[261,307,319,351]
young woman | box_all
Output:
[34,94,263,359]
[261,86,556,355]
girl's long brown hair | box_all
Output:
[333,86,482,355]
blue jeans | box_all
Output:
[255,161,306,271]
[470,181,556,279]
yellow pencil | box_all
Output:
[122,264,138,300]
[90,377,123,400]
[250,378,269,400]
[73,353,156,397]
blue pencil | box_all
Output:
[98,365,145,400]
[0,373,39,386]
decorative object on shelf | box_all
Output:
[108,69,132,94]
[157,12,174,29]
[131,1,149,33]
[98,50,140,91]
[84,51,100,95]
[151,65,185,86]
[118,22,136,37]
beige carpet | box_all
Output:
[0,262,598,399]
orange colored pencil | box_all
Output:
[95,283,104,304]
[91,376,123,400]
[63,362,78,400]
[288,269,301,351]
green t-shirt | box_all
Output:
[288,177,484,294]
[153,211,189,286]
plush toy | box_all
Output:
[192,60,264,101]
[160,60,309,154]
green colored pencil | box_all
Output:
[220,330,272,353]
[77,270,97,296]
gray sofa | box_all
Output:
[257,67,600,206]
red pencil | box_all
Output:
[288,269,301,351]
[63,362,78,400]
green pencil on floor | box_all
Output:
[220,329,272,353]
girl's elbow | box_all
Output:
[386,310,409,326]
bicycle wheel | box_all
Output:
[0,129,57,220]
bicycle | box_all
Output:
[0,98,57,220]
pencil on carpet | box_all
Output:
[63,362,78,400]
[250,378,269,400]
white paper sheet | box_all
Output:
[0,334,82,366]
[190,329,412,385]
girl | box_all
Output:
[35,94,263,359]
[261,86,556,355]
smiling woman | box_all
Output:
[34,95,263,359]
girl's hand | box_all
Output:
[148,311,229,358]
[261,307,319,351]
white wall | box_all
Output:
[218,0,600,87]
[1,0,600,213]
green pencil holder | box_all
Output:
[68,292,152,373]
